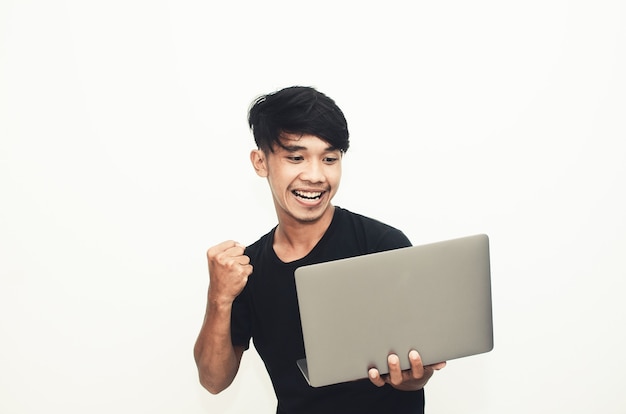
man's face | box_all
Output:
[251,133,343,225]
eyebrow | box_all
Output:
[281,144,340,153]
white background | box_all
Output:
[1,1,625,413]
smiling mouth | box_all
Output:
[293,190,324,200]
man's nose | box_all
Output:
[300,160,326,183]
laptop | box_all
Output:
[294,233,493,387]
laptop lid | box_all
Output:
[294,233,493,387]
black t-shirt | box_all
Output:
[231,207,425,414]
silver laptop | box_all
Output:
[294,234,493,387]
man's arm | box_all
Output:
[194,241,252,394]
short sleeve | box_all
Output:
[374,227,412,252]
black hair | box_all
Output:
[248,86,350,153]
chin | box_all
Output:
[289,204,332,223]
[296,214,325,223]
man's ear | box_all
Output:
[250,149,268,177]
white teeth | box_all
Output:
[294,190,322,199]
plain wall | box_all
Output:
[1,1,625,413]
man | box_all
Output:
[194,86,446,413]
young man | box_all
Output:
[194,86,446,413]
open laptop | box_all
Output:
[294,233,493,387]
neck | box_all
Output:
[273,205,335,263]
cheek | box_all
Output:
[329,166,342,185]
[267,169,294,193]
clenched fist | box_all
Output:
[206,241,253,306]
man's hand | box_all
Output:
[368,350,446,391]
[206,241,253,305]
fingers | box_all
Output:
[368,368,386,387]
[369,351,446,391]
[208,240,246,260]
[387,354,404,387]
[207,241,251,271]
[368,352,424,388]
[368,353,414,388]
[206,240,253,302]
[408,350,425,379]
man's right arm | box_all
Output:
[193,241,253,394]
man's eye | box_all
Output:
[323,157,338,164]
[287,156,304,162]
